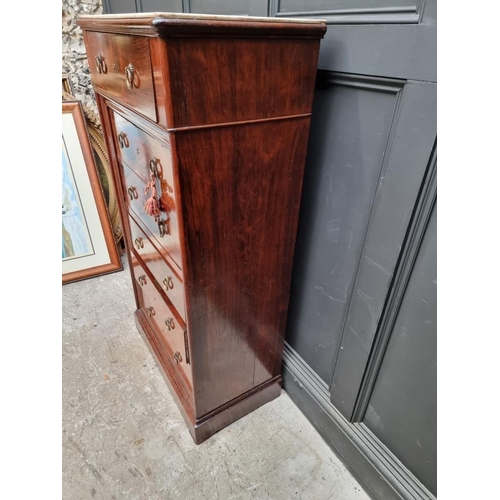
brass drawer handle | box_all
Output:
[147,306,155,317]
[125,63,135,89]
[128,186,138,201]
[163,276,174,290]
[134,237,144,250]
[173,352,182,364]
[165,318,175,331]
[158,219,170,237]
[149,159,173,195]
[149,158,162,179]
[117,132,129,149]
[137,275,147,286]
[95,54,107,74]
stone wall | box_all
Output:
[62,0,103,114]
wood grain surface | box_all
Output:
[78,13,325,441]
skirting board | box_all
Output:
[282,342,435,500]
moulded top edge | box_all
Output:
[77,12,326,25]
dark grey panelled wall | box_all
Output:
[103,0,267,16]
[365,202,437,494]
[330,82,437,420]
[287,73,404,384]
[102,2,437,499]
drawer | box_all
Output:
[123,163,183,270]
[129,214,186,321]
[85,31,156,122]
[131,258,193,390]
[111,110,176,211]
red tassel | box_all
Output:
[144,196,161,217]
[144,173,161,217]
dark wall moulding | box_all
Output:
[269,0,427,24]
[282,342,436,500]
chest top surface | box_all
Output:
[77,12,327,38]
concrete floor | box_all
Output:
[62,259,370,500]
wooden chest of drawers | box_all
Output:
[77,12,326,444]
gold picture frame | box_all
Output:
[62,73,75,95]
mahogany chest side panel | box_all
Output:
[175,118,311,417]
[165,37,320,128]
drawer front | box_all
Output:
[131,257,193,389]
[123,163,182,270]
[111,110,176,211]
[85,31,156,122]
[129,214,186,321]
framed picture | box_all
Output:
[62,100,122,284]
[62,90,123,244]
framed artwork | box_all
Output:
[62,90,123,243]
[62,100,122,284]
